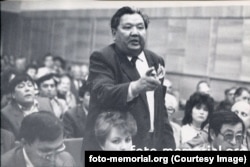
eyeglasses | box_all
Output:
[37,143,66,161]
[218,132,244,144]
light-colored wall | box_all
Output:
[1,1,250,101]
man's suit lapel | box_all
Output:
[114,45,141,81]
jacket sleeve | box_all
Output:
[88,51,130,110]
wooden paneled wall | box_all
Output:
[1,6,250,101]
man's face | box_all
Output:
[198,83,211,95]
[235,90,250,103]
[39,79,57,99]
[82,91,90,110]
[226,88,236,104]
[232,102,250,129]
[26,68,37,79]
[15,58,26,72]
[44,56,54,68]
[25,134,65,167]
[13,80,35,106]
[211,123,243,151]
[113,13,146,56]
[101,127,133,151]
[57,77,71,94]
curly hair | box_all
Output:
[182,92,214,129]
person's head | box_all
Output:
[208,111,245,151]
[80,64,89,80]
[57,74,72,95]
[196,80,211,95]
[36,74,57,99]
[182,92,214,129]
[111,6,149,57]
[19,111,64,167]
[9,74,36,107]
[231,101,250,130]
[69,64,81,80]
[165,93,178,119]
[15,56,27,72]
[95,111,137,151]
[234,87,250,103]
[163,78,173,94]
[53,56,66,72]
[79,81,91,110]
[26,64,38,80]
[224,87,237,104]
[43,53,54,68]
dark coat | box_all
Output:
[63,105,87,138]
[82,44,175,151]
[1,97,53,139]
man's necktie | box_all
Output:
[131,56,138,67]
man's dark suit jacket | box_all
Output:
[1,97,53,139]
[1,145,76,167]
[1,129,15,155]
[82,44,175,151]
[63,104,87,138]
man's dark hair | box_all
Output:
[19,111,63,144]
[53,56,66,69]
[36,73,58,88]
[9,73,34,93]
[196,80,210,91]
[234,87,250,99]
[110,6,149,31]
[25,64,38,73]
[79,81,91,98]
[182,92,214,129]
[208,111,245,142]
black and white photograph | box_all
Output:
[1,0,250,167]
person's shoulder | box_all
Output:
[55,151,76,166]
[1,146,24,167]
[1,102,16,115]
[92,44,115,57]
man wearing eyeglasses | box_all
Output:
[1,111,76,167]
[193,111,247,151]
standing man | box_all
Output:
[83,6,175,151]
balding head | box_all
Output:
[232,101,250,129]
[165,93,178,117]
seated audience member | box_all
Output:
[163,78,173,94]
[1,111,76,167]
[80,63,89,81]
[25,64,39,95]
[1,69,16,108]
[36,53,55,79]
[181,92,214,145]
[234,87,250,104]
[1,129,15,155]
[25,64,38,80]
[196,80,211,95]
[14,56,27,74]
[1,74,53,138]
[69,64,84,100]
[165,93,181,148]
[57,74,77,110]
[94,111,137,151]
[53,56,66,75]
[193,111,247,151]
[63,81,90,138]
[36,74,68,119]
[216,87,237,112]
[231,101,250,150]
